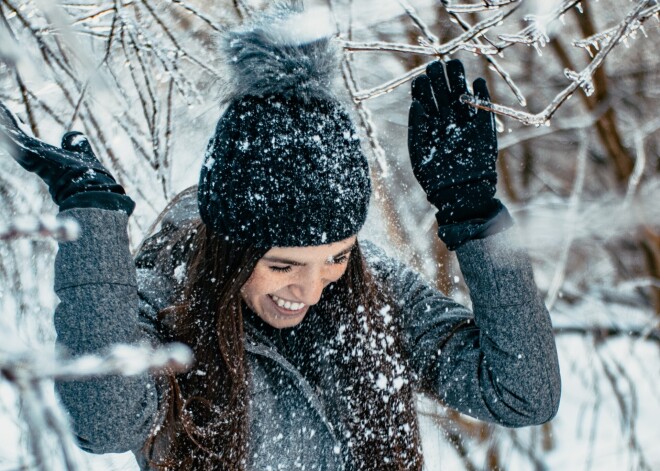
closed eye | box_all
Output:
[269,266,292,273]
[331,255,349,265]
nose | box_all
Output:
[289,269,327,306]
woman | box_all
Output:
[0,6,560,470]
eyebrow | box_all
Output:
[262,243,356,266]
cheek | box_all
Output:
[327,264,350,283]
[242,267,285,299]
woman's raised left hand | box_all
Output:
[408,59,510,249]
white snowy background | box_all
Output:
[0,0,659,470]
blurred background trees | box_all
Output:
[0,1,658,469]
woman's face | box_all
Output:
[241,235,357,329]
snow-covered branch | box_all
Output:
[347,0,657,127]
[572,3,660,56]
[0,343,192,382]
[0,340,191,471]
[461,0,656,125]
[0,215,79,242]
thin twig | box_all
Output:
[139,0,221,77]
[169,0,225,33]
[342,39,497,56]
[572,4,659,55]
[462,0,654,125]
[428,10,505,55]
[397,0,438,43]
[442,5,527,105]
[444,0,520,13]
[353,63,426,103]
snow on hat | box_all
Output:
[197,5,371,248]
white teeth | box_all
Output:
[270,295,305,311]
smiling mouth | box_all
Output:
[268,294,307,315]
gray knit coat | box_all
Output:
[53,202,560,469]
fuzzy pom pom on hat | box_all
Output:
[197,5,371,248]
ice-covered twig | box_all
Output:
[139,0,221,79]
[232,0,252,20]
[346,11,503,102]
[70,6,115,25]
[0,215,79,242]
[397,0,438,43]
[340,59,390,176]
[498,14,550,54]
[342,39,498,56]
[1,342,192,381]
[352,63,426,103]
[342,40,437,56]
[572,3,659,55]
[461,0,655,125]
[12,377,85,471]
[444,0,520,14]
[348,0,530,105]
[492,0,583,51]
[431,10,505,54]
[442,6,527,105]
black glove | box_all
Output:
[408,59,511,250]
[0,102,135,214]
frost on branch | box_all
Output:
[2,343,193,381]
[564,68,595,97]
[0,339,192,471]
[498,14,551,56]
[0,215,79,242]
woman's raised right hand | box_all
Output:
[0,102,135,214]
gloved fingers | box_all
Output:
[62,131,91,153]
[446,60,470,122]
[61,131,102,166]
[472,78,493,125]
[54,166,124,203]
[426,60,451,111]
[0,102,32,150]
[411,74,436,116]
[408,100,428,127]
[446,59,468,98]
[0,103,56,175]
[0,102,21,133]
[472,77,491,102]
[408,100,431,167]
[472,77,497,151]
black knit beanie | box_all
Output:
[198,6,371,248]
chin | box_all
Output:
[259,296,309,329]
[262,307,308,329]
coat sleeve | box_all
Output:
[53,208,162,454]
[363,229,561,427]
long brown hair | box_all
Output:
[140,218,423,470]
